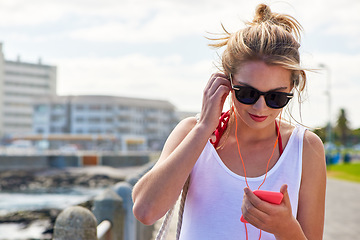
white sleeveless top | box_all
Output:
[179,125,306,240]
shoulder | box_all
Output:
[157,117,198,160]
[163,116,199,147]
[303,129,325,159]
[301,129,326,181]
[174,116,198,136]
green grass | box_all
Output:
[327,162,360,183]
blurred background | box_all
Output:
[0,0,359,150]
[0,0,359,239]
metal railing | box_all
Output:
[97,220,111,240]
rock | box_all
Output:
[0,168,124,191]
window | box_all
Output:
[76,117,84,122]
[89,117,101,123]
[36,128,44,134]
[89,105,101,111]
[35,105,48,113]
[76,105,85,111]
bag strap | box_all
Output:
[176,177,190,239]
[155,205,175,240]
[155,176,191,240]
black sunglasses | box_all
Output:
[230,75,293,109]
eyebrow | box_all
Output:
[236,81,289,92]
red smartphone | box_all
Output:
[240,190,283,223]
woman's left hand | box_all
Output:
[241,184,299,238]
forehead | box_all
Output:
[233,61,292,90]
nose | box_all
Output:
[252,95,267,110]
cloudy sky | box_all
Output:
[0,0,359,129]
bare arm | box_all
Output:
[132,73,231,225]
[132,117,212,225]
[296,130,327,239]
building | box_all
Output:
[32,95,178,151]
[0,43,57,137]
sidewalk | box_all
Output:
[153,178,360,240]
[323,178,360,240]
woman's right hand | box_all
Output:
[198,72,232,131]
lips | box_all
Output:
[249,113,268,122]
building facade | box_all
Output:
[32,95,178,151]
[0,43,57,137]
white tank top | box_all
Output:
[179,125,306,240]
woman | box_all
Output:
[132,4,326,240]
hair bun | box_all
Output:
[253,4,272,23]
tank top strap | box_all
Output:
[275,121,283,155]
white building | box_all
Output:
[32,95,178,151]
[0,43,57,137]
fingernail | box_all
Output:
[244,187,250,194]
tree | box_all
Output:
[351,128,360,145]
[313,127,326,143]
[334,108,351,146]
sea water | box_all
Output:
[0,187,103,214]
[0,187,105,239]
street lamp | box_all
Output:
[319,63,332,146]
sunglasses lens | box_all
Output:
[234,86,291,109]
[265,93,289,108]
[235,88,259,104]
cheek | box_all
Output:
[231,95,250,119]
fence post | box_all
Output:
[126,163,155,240]
[113,181,136,240]
[53,206,97,240]
[92,188,124,240]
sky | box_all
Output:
[0,0,359,129]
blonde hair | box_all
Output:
[210,3,306,90]
[209,4,307,149]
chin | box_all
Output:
[243,114,275,129]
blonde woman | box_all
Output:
[132,4,326,240]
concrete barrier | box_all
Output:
[125,161,155,240]
[0,153,150,170]
[92,188,125,240]
[53,206,97,240]
[0,155,48,170]
[52,161,156,240]
[48,155,80,168]
[113,181,136,240]
[102,155,150,167]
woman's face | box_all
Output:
[231,61,292,130]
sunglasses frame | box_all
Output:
[229,74,293,109]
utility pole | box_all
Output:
[319,63,332,145]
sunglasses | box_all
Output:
[230,75,293,109]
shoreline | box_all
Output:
[0,165,144,240]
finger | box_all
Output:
[241,190,267,227]
[207,72,229,88]
[205,72,228,91]
[215,88,230,113]
[203,74,226,103]
[279,184,292,209]
[242,188,268,217]
[208,76,232,97]
[244,188,271,212]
